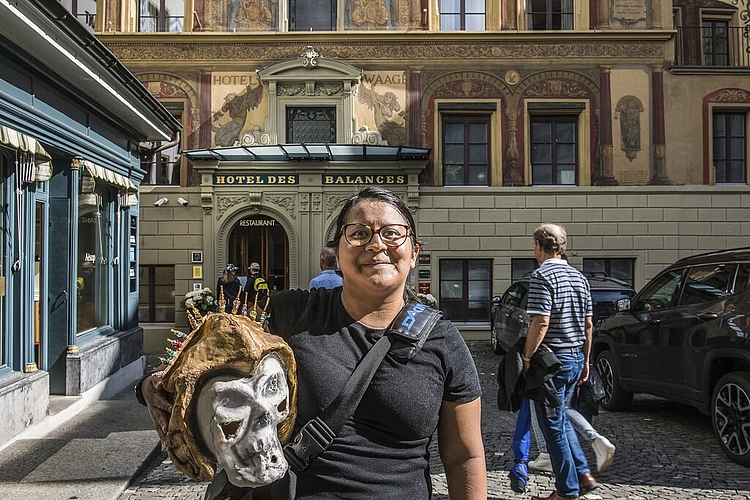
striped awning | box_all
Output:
[0,125,52,160]
[81,160,137,192]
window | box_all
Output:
[59,0,97,30]
[440,0,486,30]
[286,107,336,143]
[713,112,746,184]
[531,116,577,185]
[511,258,537,282]
[633,269,683,312]
[527,0,573,30]
[139,0,185,32]
[77,184,112,334]
[679,263,734,306]
[502,282,528,309]
[290,0,335,30]
[583,258,635,286]
[439,259,492,322]
[702,19,729,66]
[138,265,176,323]
[442,115,489,186]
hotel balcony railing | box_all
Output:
[674,26,750,68]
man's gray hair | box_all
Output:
[533,223,567,255]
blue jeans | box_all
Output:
[532,352,591,498]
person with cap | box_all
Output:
[308,247,343,290]
[246,261,269,305]
[216,263,241,308]
[138,185,486,499]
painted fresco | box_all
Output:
[211,73,268,147]
[356,71,407,146]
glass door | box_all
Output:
[228,216,289,292]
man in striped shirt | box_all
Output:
[522,223,598,500]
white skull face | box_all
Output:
[196,353,290,487]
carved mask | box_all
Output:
[196,353,290,487]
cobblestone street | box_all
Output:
[120,341,750,500]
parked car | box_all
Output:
[593,247,750,466]
[490,274,635,355]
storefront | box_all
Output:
[0,0,180,447]
[184,144,429,295]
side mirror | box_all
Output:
[615,298,631,312]
[492,295,501,307]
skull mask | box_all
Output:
[161,313,297,484]
[196,353,290,487]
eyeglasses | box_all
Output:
[341,223,411,248]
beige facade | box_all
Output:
[92,0,750,347]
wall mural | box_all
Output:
[356,72,407,146]
[211,73,267,147]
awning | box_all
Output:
[182,144,431,162]
[0,125,52,160]
[0,124,53,182]
[81,160,137,191]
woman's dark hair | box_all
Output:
[326,186,422,249]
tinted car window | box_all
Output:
[678,263,734,307]
[734,262,750,293]
[633,268,683,311]
[502,283,526,308]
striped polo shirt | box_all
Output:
[526,258,593,350]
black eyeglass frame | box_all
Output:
[340,223,411,248]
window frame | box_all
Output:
[526,0,574,30]
[583,258,635,287]
[712,110,747,184]
[139,0,186,33]
[439,0,486,31]
[529,114,578,185]
[440,113,491,186]
[138,264,176,323]
[439,258,492,323]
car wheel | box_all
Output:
[490,325,504,354]
[711,371,750,466]
[595,351,633,411]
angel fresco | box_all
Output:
[357,81,407,146]
[212,81,264,147]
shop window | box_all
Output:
[442,115,490,186]
[713,112,746,184]
[440,0,486,30]
[583,258,635,287]
[527,0,573,29]
[512,258,537,282]
[59,0,97,30]
[138,265,176,323]
[139,0,185,32]
[77,185,112,334]
[530,115,577,185]
[290,0,336,30]
[439,259,492,322]
[0,155,5,364]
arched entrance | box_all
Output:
[227,215,289,292]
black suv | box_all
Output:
[490,274,635,355]
[593,247,750,466]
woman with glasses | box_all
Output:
[139,185,486,500]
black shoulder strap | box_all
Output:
[283,299,441,473]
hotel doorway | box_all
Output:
[228,216,288,293]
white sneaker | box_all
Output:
[528,452,553,473]
[592,435,616,472]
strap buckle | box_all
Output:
[283,416,336,473]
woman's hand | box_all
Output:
[142,374,173,443]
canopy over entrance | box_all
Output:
[182,144,430,163]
